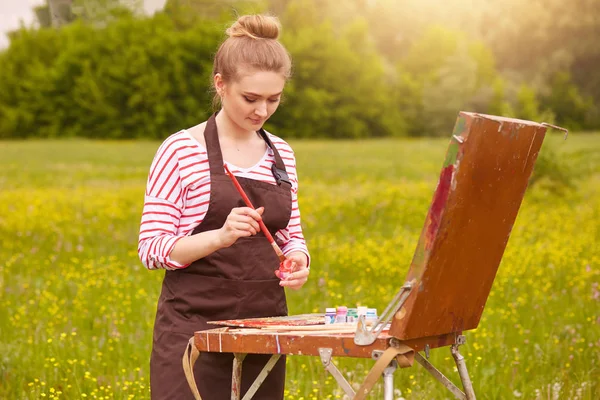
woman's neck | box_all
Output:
[215,110,255,142]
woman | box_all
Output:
[137,14,310,400]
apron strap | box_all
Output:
[353,344,415,400]
[204,113,225,177]
[258,128,292,189]
[182,336,203,400]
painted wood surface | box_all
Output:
[390,112,548,340]
[208,313,325,328]
[195,328,456,357]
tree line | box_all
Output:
[0,0,597,139]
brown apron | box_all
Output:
[150,114,292,399]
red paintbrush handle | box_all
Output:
[224,164,286,262]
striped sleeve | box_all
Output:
[138,133,190,270]
[271,138,311,267]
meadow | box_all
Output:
[0,133,598,399]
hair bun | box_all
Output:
[226,15,281,40]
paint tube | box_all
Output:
[366,308,378,326]
[324,308,336,324]
[346,308,358,323]
[335,306,348,323]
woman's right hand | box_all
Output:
[218,206,264,248]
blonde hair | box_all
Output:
[212,15,292,106]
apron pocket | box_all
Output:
[173,274,240,323]
[237,278,287,319]
[208,239,253,280]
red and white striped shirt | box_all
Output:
[138,129,309,270]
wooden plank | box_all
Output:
[195,328,456,356]
[390,112,548,340]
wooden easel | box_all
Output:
[182,112,567,399]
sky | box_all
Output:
[0,0,167,49]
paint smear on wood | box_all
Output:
[208,313,325,328]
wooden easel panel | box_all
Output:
[194,328,457,356]
[391,113,547,340]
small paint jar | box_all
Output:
[346,308,358,323]
[335,306,348,323]
[357,306,368,318]
[366,308,378,326]
[324,308,336,324]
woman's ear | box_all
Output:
[214,73,226,98]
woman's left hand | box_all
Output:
[276,252,309,290]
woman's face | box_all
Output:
[216,69,286,132]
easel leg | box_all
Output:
[382,360,397,400]
[318,348,356,398]
[231,353,247,400]
[451,345,476,400]
[415,353,466,400]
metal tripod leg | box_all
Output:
[318,348,356,398]
[451,344,476,400]
[415,353,466,400]
[414,335,476,400]
[382,360,397,400]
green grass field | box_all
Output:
[0,133,598,399]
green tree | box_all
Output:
[36,0,140,28]
[71,0,142,25]
[396,26,500,136]
[269,0,405,138]
[542,72,593,131]
[0,13,223,139]
[165,0,267,20]
[485,78,515,118]
[515,84,555,123]
[342,0,600,130]
[43,0,75,27]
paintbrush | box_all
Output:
[223,163,289,265]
